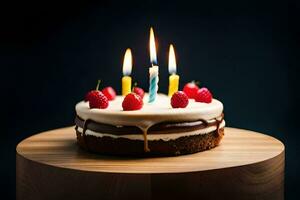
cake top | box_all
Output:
[76,94,223,129]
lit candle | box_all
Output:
[122,48,133,96]
[148,27,159,103]
[168,44,179,96]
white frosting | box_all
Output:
[75,94,224,130]
[77,120,225,141]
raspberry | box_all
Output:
[102,86,116,101]
[195,87,213,103]
[171,91,189,108]
[89,91,109,109]
[122,93,143,111]
[84,80,102,102]
[183,82,200,99]
[132,87,145,99]
[85,90,100,102]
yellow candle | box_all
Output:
[168,44,180,96]
[122,76,132,96]
[122,48,132,96]
[168,74,179,97]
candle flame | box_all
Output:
[122,48,132,76]
[168,44,177,74]
[149,27,157,65]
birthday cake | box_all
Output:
[75,83,225,156]
[74,27,225,156]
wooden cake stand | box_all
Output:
[16,127,285,200]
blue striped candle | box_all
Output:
[148,65,159,103]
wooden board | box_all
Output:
[16,127,285,200]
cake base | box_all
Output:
[76,128,224,156]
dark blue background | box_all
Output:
[1,0,299,199]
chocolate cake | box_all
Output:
[75,94,225,156]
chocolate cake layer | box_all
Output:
[75,115,223,135]
[76,128,224,156]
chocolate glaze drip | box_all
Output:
[143,129,150,152]
[215,113,225,137]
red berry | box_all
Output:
[89,91,109,109]
[102,86,116,101]
[85,90,100,102]
[122,93,143,111]
[85,80,102,102]
[183,82,199,99]
[171,91,189,108]
[195,87,213,103]
[132,87,145,99]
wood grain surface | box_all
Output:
[16,127,285,200]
